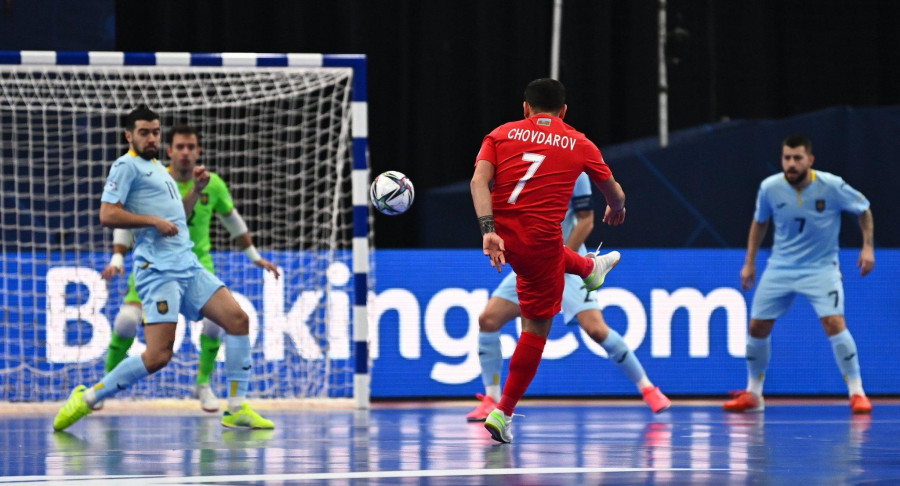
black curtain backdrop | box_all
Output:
[116,0,900,248]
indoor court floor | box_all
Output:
[1,399,899,485]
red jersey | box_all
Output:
[475,114,611,249]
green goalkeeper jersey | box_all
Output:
[173,170,235,273]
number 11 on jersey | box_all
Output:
[507,152,546,204]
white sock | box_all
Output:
[637,377,652,390]
[746,376,764,396]
[83,387,97,406]
[745,336,770,396]
[829,330,863,397]
[847,378,864,397]
[486,384,501,402]
[227,397,244,412]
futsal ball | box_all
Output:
[370,170,415,215]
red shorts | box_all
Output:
[504,244,565,321]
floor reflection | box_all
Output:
[0,402,898,484]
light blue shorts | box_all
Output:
[492,271,600,324]
[750,266,844,319]
[134,264,225,324]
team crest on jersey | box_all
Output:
[200,193,209,205]
[156,300,169,314]
[537,118,552,126]
[816,199,826,212]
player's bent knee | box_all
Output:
[113,305,142,338]
[143,349,174,373]
[578,314,610,343]
[820,315,847,336]
[748,319,775,338]
[584,326,609,344]
[478,313,503,333]
[223,309,249,335]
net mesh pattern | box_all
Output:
[0,65,362,401]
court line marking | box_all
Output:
[0,467,732,484]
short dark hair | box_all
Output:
[524,78,566,114]
[783,134,812,154]
[167,124,201,145]
[124,106,159,131]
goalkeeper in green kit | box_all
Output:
[99,124,280,412]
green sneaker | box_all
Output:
[484,409,516,444]
[583,251,621,291]
[221,402,274,430]
[53,385,92,431]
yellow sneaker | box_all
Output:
[53,385,92,431]
[221,402,274,430]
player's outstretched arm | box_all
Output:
[218,209,280,279]
[100,202,177,236]
[471,160,505,272]
[596,176,626,226]
[857,208,875,277]
[741,220,769,290]
[101,228,134,280]
[566,210,594,251]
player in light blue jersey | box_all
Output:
[466,173,671,422]
[725,135,875,414]
[54,107,274,432]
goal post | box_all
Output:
[0,51,372,408]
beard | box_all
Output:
[137,146,158,160]
[784,168,807,186]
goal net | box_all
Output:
[0,52,371,404]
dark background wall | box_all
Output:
[3,0,899,248]
[418,106,900,249]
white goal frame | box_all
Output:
[0,51,372,409]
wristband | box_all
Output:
[478,215,495,236]
[244,245,262,262]
[110,253,125,269]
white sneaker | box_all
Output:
[91,400,104,411]
[484,409,517,444]
[583,250,621,291]
[196,384,220,412]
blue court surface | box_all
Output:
[2,399,899,485]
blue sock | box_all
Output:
[93,355,149,402]
[745,336,771,395]
[600,329,647,385]
[479,331,502,398]
[225,334,251,403]
[829,329,861,381]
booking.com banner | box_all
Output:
[3,249,898,401]
[373,249,899,398]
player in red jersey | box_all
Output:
[471,78,626,443]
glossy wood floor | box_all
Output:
[1,399,898,485]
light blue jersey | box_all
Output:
[754,170,869,270]
[101,150,200,272]
[560,172,594,256]
[493,172,598,324]
[101,150,220,324]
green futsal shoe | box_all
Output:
[221,402,274,430]
[53,385,92,431]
